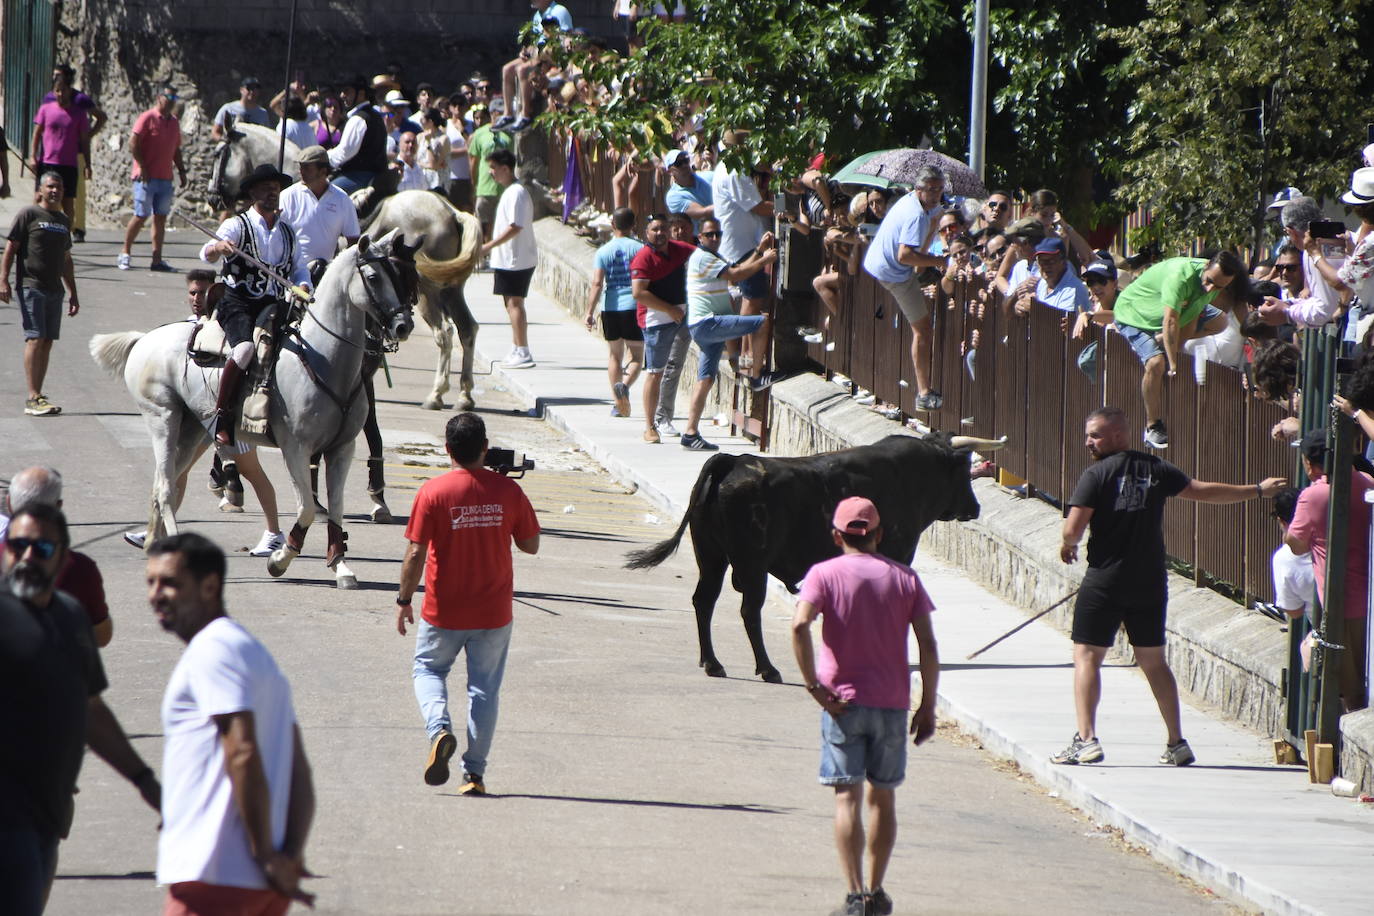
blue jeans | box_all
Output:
[689,314,766,379]
[132,177,174,217]
[412,619,512,777]
[331,170,377,195]
[818,705,909,789]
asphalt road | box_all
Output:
[3,230,1237,914]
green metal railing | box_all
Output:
[2,0,59,160]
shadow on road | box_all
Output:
[478,793,788,815]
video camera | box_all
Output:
[483,447,535,478]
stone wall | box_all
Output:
[47,0,614,227]
[531,214,1374,789]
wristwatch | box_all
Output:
[396,596,412,606]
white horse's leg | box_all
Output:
[141,407,185,545]
[323,439,358,589]
[267,440,318,578]
[447,285,478,411]
[420,294,452,410]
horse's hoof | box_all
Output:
[421,397,445,411]
[457,395,475,411]
[759,668,784,684]
[703,662,727,678]
[370,502,393,524]
[337,574,359,589]
[267,561,287,578]
[218,497,245,514]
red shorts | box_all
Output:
[164,882,290,916]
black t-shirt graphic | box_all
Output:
[1070,449,1190,589]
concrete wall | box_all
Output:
[532,214,1374,789]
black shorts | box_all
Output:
[35,163,78,199]
[493,267,534,299]
[1070,576,1167,648]
[216,288,276,348]
[600,309,643,342]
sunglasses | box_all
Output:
[1274,263,1301,271]
[987,201,1010,211]
[5,537,57,560]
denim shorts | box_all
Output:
[132,178,174,217]
[818,704,908,789]
[642,320,682,374]
[1117,304,1224,365]
[731,269,770,301]
[19,286,64,340]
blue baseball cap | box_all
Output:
[1034,236,1066,256]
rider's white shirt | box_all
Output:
[327,103,373,170]
[201,208,312,289]
[279,181,361,263]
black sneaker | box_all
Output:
[680,432,719,451]
[149,260,178,273]
[73,229,86,243]
[459,771,487,796]
[748,372,774,392]
[423,729,456,786]
[870,888,893,916]
[831,892,868,916]
[1144,421,1169,449]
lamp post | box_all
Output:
[968,0,989,180]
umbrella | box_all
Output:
[830,150,901,190]
[856,148,987,198]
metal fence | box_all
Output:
[2,0,59,156]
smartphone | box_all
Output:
[1310,219,1347,240]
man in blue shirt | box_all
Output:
[584,207,645,418]
[861,166,948,411]
[1013,237,1091,316]
[664,150,713,230]
[497,0,573,132]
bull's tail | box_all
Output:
[89,331,145,378]
[625,453,739,569]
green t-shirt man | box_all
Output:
[468,125,512,199]
[1111,257,1218,332]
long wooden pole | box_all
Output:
[276,0,301,173]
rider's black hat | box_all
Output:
[240,163,293,194]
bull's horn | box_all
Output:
[950,435,1008,452]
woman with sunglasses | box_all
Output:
[311,97,344,150]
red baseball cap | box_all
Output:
[832,497,880,535]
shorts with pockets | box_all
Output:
[18,286,65,341]
[878,272,930,324]
[132,178,175,218]
[1071,575,1168,648]
[600,309,643,342]
[642,321,682,373]
[818,705,908,789]
[493,267,534,298]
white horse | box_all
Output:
[208,124,301,211]
[90,231,419,588]
[359,190,483,411]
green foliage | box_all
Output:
[1111,0,1373,252]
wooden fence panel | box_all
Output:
[1024,305,1068,499]
[1195,365,1249,594]
[1162,361,1201,573]
[1245,394,1298,602]
[993,310,1029,481]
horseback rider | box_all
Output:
[200,162,311,447]
[329,74,389,194]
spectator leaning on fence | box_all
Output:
[1257,197,1344,330]
[664,149,714,230]
[1012,237,1091,317]
[1285,428,1371,712]
[712,146,775,385]
[862,165,949,412]
[1106,252,1245,450]
[1269,486,1314,623]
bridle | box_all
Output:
[301,244,417,353]
[209,137,236,211]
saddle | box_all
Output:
[188,305,286,448]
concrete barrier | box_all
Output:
[532,216,1374,787]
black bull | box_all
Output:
[625,432,1003,683]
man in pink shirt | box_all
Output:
[791,497,940,916]
[29,71,90,221]
[1286,428,1371,711]
[118,87,187,272]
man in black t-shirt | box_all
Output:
[1054,407,1285,767]
[0,171,80,417]
[0,504,160,914]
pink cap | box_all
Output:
[832,496,880,535]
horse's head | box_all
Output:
[207,130,244,211]
[351,229,421,343]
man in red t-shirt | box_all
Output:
[395,412,540,794]
[631,213,695,443]
[119,87,187,272]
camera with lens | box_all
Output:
[483,447,535,477]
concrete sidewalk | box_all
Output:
[462,256,1374,916]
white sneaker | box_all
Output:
[116,252,131,270]
[249,530,285,557]
[503,347,535,369]
[122,530,146,549]
[656,419,680,437]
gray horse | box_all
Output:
[90,231,419,589]
[208,123,301,211]
[359,190,483,411]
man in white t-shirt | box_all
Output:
[712,153,774,381]
[279,145,361,271]
[480,148,539,368]
[1270,487,1314,621]
[147,533,315,913]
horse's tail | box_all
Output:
[415,199,483,287]
[89,331,145,378]
[624,453,740,570]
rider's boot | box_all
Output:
[214,359,247,447]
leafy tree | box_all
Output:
[548,0,967,177]
[1111,0,1374,253]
